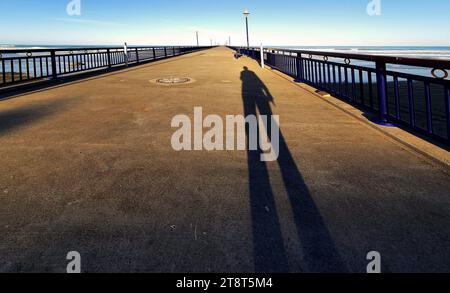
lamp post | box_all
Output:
[124,42,128,66]
[196,31,199,46]
[243,9,250,49]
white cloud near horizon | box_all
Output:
[53,18,122,26]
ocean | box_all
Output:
[2,45,450,59]
[276,46,450,60]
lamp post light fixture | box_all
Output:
[243,9,250,49]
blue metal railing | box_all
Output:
[0,46,212,90]
[231,46,450,146]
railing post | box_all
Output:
[50,50,58,79]
[173,47,175,56]
[424,82,433,134]
[164,47,167,58]
[446,87,450,145]
[124,43,129,67]
[153,48,156,60]
[107,49,112,68]
[260,44,265,69]
[135,48,140,63]
[375,61,389,124]
[295,54,304,82]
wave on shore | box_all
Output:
[280,47,450,60]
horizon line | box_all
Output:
[2,43,450,47]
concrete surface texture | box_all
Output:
[0,47,449,273]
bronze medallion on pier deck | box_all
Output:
[149,76,195,86]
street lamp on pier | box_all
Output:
[243,9,250,48]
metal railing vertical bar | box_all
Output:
[1,60,6,83]
[359,69,365,105]
[424,81,433,134]
[18,59,23,81]
[407,79,416,127]
[39,57,43,77]
[446,87,450,143]
[338,65,342,96]
[311,61,318,83]
[319,61,323,87]
[394,76,401,120]
[10,60,15,83]
[344,67,349,99]
[332,64,337,93]
[368,72,374,108]
[326,63,331,91]
[26,57,30,79]
[351,68,356,101]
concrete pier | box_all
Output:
[0,47,449,272]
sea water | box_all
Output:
[273,46,450,79]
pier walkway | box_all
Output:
[0,47,449,272]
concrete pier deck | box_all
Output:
[0,47,449,273]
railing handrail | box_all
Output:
[0,46,210,54]
[231,46,450,69]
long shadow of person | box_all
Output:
[241,66,347,273]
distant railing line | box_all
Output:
[0,46,212,89]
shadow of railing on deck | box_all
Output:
[0,100,68,134]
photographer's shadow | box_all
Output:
[241,66,347,273]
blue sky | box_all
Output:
[0,0,449,46]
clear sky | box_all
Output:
[1,0,449,46]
